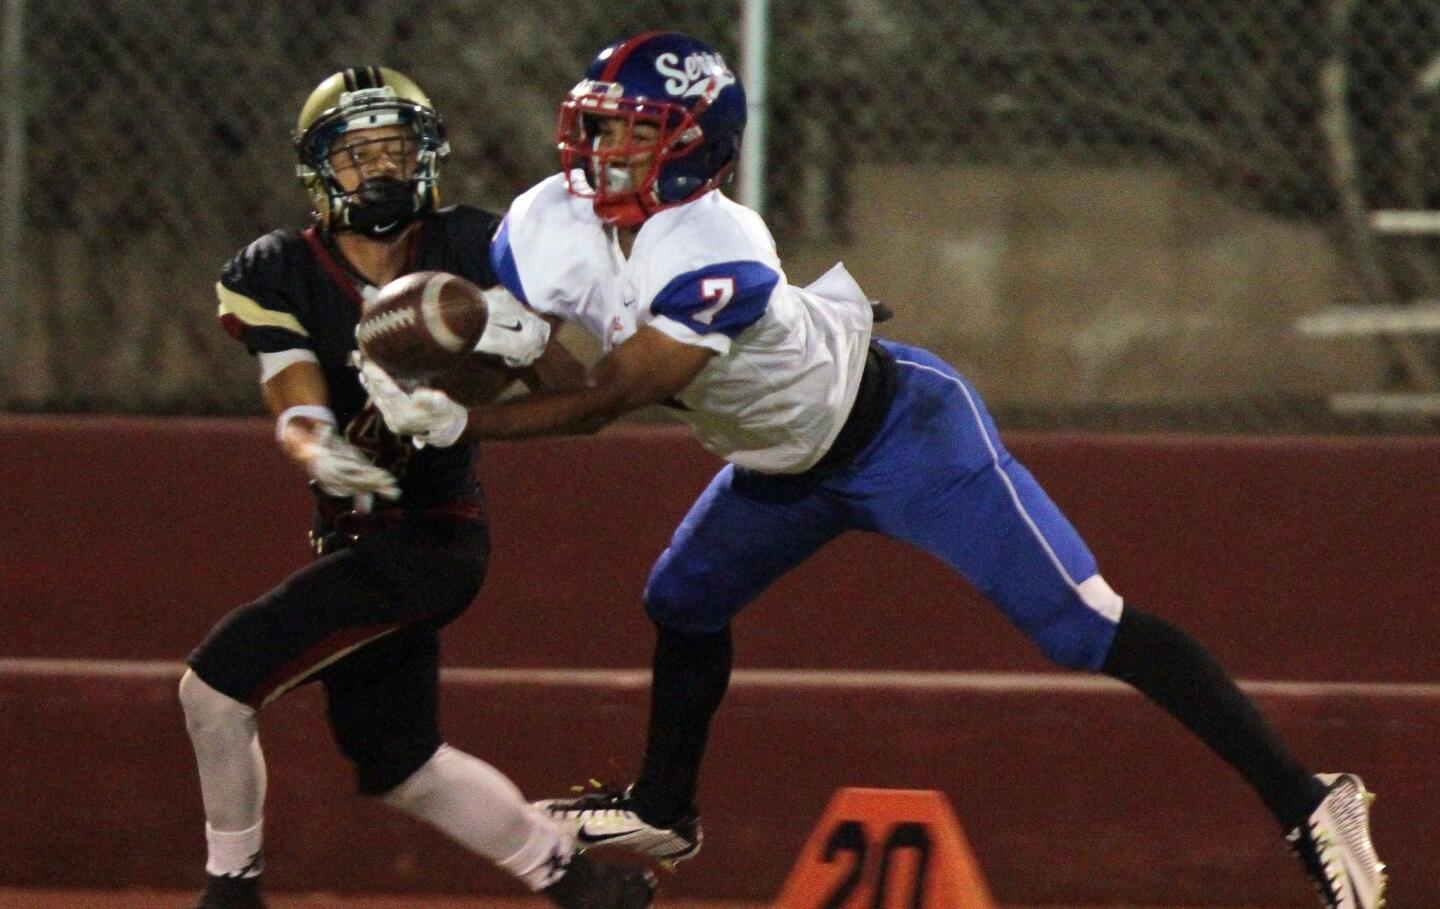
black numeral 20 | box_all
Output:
[818,820,932,909]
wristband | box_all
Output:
[275,404,337,443]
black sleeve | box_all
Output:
[216,230,315,356]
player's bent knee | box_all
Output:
[643,589,730,635]
[643,558,734,635]
[178,668,254,734]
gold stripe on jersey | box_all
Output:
[215,282,309,337]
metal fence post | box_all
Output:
[0,0,26,399]
[738,0,769,216]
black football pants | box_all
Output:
[187,516,489,794]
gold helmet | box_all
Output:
[293,66,449,237]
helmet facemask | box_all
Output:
[296,86,449,238]
[559,34,747,228]
[557,81,707,228]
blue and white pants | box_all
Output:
[643,340,1123,670]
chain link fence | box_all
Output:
[4,0,1440,431]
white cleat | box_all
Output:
[1286,773,1388,909]
[534,783,702,865]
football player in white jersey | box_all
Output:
[361,32,1385,909]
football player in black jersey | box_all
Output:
[179,67,652,909]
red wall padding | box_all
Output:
[4,416,1438,679]
[2,417,1436,905]
[2,669,1432,905]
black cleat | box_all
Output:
[541,851,657,909]
[191,872,266,909]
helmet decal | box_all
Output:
[341,66,385,92]
[654,51,736,100]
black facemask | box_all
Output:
[345,176,420,237]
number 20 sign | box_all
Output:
[772,789,996,909]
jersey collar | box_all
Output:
[301,223,426,310]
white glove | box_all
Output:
[474,286,550,368]
[356,357,411,419]
[358,360,469,448]
[305,425,400,499]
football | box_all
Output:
[357,271,489,383]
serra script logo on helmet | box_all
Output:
[294,66,450,238]
[557,32,747,228]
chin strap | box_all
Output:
[335,176,428,237]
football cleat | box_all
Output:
[190,872,267,909]
[535,783,702,864]
[1287,773,1387,909]
[541,851,657,909]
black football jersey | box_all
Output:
[216,205,502,513]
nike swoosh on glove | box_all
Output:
[307,425,400,499]
[358,360,469,448]
[474,286,550,368]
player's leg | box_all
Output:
[642,466,847,817]
[179,518,485,908]
[870,342,1383,905]
[317,518,531,855]
[537,464,847,861]
[872,343,1317,784]
[177,669,266,909]
[330,610,657,907]
[181,554,403,909]
[317,520,653,907]
[325,626,574,891]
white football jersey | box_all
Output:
[493,174,874,473]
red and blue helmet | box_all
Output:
[557,32,747,227]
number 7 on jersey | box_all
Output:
[695,277,735,325]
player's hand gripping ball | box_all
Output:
[356,271,489,384]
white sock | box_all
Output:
[179,670,267,871]
[382,744,574,890]
[204,822,264,878]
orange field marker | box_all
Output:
[772,788,996,909]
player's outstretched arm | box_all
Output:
[462,325,714,440]
[519,319,588,393]
[426,320,584,406]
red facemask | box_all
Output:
[556,88,706,228]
